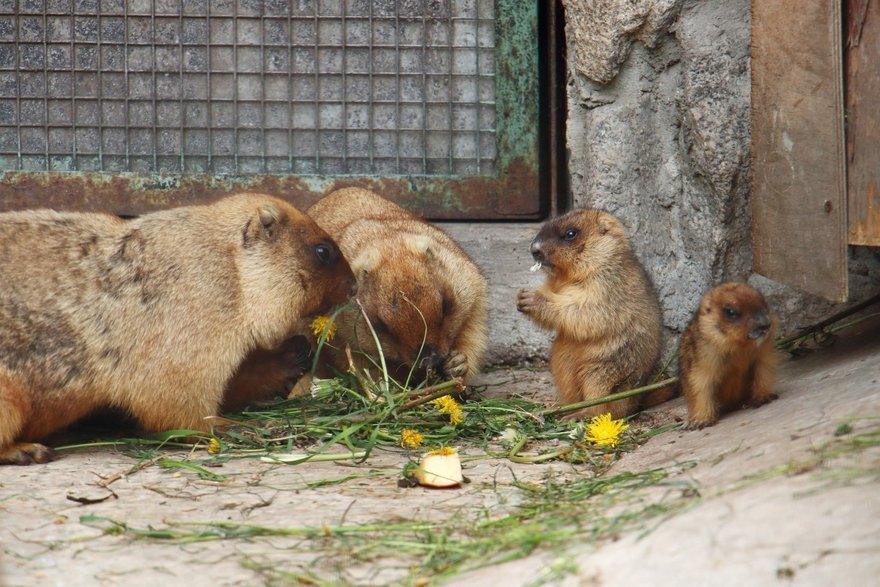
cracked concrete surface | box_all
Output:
[1,320,878,586]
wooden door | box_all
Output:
[847,0,880,246]
[752,0,848,302]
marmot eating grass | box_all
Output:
[0,194,353,464]
[307,188,488,385]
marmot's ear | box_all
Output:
[351,247,381,276]
[257,204,280,237]
[597,215,622,236]
[402,234,431,256]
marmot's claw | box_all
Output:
[683,419,715,431]
[516,289,537,314]
[443,352,469,379]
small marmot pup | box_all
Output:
[307,188,488,384]
[516,209,664,419]
[678,282,778,429]
[0,193,354,465]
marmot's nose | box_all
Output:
[530,239,545,262]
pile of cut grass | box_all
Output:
[207,367,678,472]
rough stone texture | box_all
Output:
[565,0,880,346]
[563,0,684,84]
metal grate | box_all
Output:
[0,0,496,177]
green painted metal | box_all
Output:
[495,0,540,177]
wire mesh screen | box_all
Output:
[0,0,496,177]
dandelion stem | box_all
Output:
[542,377,678,418]
[260,451,367,464]
[507,434,528,460]
[344,343,374,401]
[398,379,464,412]
[508,447,573,464]
[356,297,390,394]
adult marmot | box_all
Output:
[0,193,353,464]
[307,188,488,384]
[516,209,664,419]
[678,282,778,429]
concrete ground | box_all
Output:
[1,320,878,586]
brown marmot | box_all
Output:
[678,282,778,429]
[306,187,488,384]
[0,193,354,465]
[516,209,664,419]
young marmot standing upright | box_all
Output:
[0,194,354,465]
[678,282,778,429]
[516,209,664,419]
[307,188,488,384]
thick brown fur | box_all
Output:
[678,282,778,429]
[222,335,312,412]
[516,209,664,419]
[0,193,353,464]
[306,188,488,384]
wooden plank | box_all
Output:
[846,0,880,246]
[751,0,848,302]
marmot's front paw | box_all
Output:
[516,288,541,314]
[0,442,58,465]
[278,335,312,389]
[683,417,716,431]
[443,351,469,379]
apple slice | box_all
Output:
[413,448,463,488]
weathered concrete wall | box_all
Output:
[444,223,552,366]
[564,0,880,345]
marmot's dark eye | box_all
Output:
[563,228,578,241]
[442,297,454,317]
[314,244,333,264]
[723,307,740,320]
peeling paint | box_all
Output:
[0,159,540,220]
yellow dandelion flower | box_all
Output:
[400,429,425,449]
[207,437,221,454]
[432,395,464,425]
[584,413,629,447]
[310,315,337,341]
